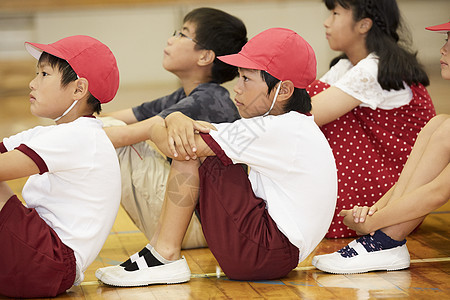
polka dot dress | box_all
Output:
[307,80,436,238]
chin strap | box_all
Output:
[53,100,78,122]
[263,81,282,117]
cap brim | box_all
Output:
[218,53,266,71]
[425,22,450,33]
[24,42,65,61]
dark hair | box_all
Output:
[260,71,312,114]
[184,7,247,84]
[324,0,429,90]
[38,52,102,114]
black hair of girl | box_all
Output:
[39,52,102,114]
[184,7,248,84]
[324,0,429,90]
[261,71,312,114]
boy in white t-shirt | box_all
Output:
[0,36,121,298]
[96,28,337,287]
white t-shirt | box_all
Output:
[320,53,413,110]
[210,112,337,261]
[2,117,121,285]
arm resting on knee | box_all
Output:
[342,163,450,234]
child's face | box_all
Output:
[440,33,450,80]
[323,4,363,53]
[29,62,76,119]
[233,68,274,119]
[162,21,203,75]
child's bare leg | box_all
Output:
[401,117,450,192]
[149,203,165,247]
[381,217,424,240]
[95,159,199,286]
[149,158,196,248]
[380,163,450,239]
[313,117,450,274]
[0,182,14,211]
[381,117,450,239]
[357,116,449,216]
[153,158,200,260]
[390,115,449,200]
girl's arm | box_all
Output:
[311,86,362,126]
[0,150,40,181]
[340,163,450,234]
[346,185,395,224]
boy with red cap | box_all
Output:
[0,35,121,298]
[96,28,337,286]
[312,21,450,275]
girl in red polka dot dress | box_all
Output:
[312,21,450,274]
[307,0,436,238]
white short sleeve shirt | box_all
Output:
[2,117,121,285]
[320,53,413,110]
[209,112,337,261]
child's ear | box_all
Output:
[198,50,215,67]
[359,18,373,34]
[278,80,295,102]
[74,78,89,101]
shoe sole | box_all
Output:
[315,260,410,274]
[313,244,411,274]
[97,259,191,287]
[99,272,191,287]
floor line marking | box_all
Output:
[84,256,450,286]
[410,257,450,263]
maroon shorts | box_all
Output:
[198,157,299,281]
[0,195,76,298]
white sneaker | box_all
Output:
[96,256,191,287]
[312,240,410,274]
[96,244,153,278]
[95,265,123,281]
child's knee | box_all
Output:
[431,115,450,152]
[424,114,449,132]
[436,116,450,139]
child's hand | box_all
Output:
[349,205,378,224]
[165,112,215,160]
[339,207,376,236]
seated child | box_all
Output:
[0,36,121,298]
[307,0,436,238]
[102,7,247,249]
[96,28,338,286]
[312,21,450,274]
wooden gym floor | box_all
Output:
[0,60,449,299]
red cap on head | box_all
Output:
[425,21,450,33]
[218,28,316,89]
[25,35,119,104]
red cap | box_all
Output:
[218,28,316,89]
[25,35,119,104]
[425,21,450,33]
